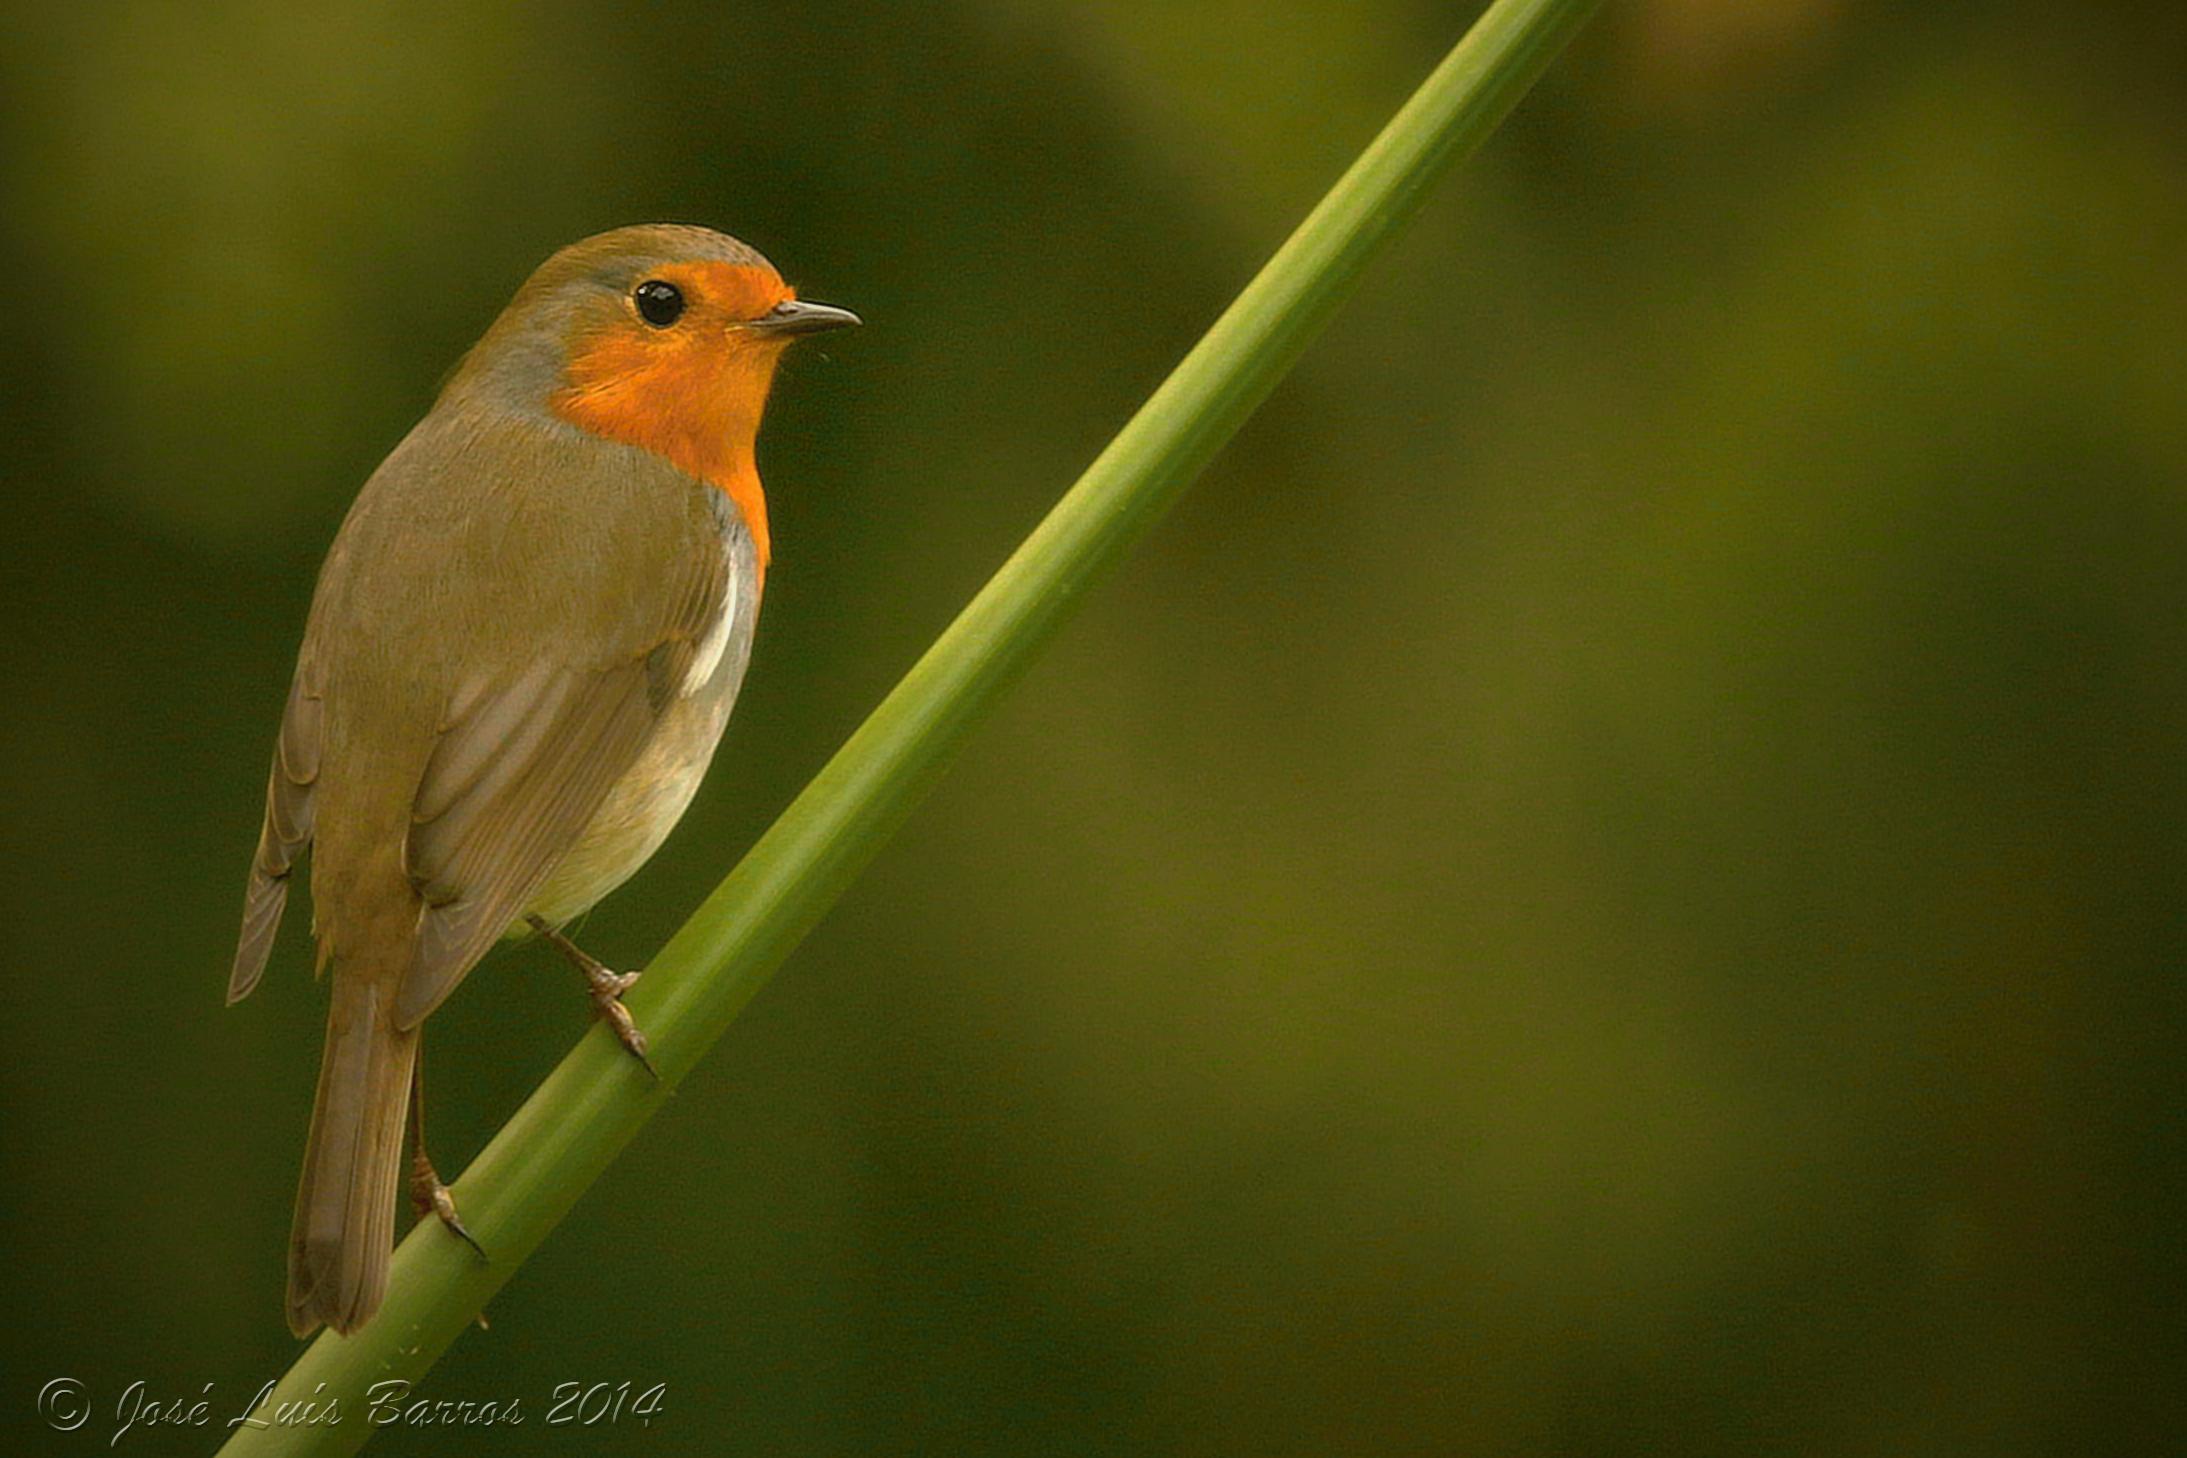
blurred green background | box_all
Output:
[4,0,2184,1451]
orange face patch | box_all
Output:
[550,261,796,568]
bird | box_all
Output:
[226,223,858,1338]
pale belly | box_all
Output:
[515,697,728,929]
[510,506,759,935]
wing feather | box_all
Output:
[229,671,323,1003]
[390,602,716,1030]
[232,414,741,1029]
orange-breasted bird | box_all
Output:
[226,224,857,1337]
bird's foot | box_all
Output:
[584,963,656,1077]
[527,915,658,1079]
[409,1148,487,1261]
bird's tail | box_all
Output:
[286,966,417,1337]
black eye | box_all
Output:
[633,279,685,327]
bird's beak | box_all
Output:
[749,299,862,337]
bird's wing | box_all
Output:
[229,665,323,1003]
[392,537,730,1029]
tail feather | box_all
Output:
[286,969,417,1337]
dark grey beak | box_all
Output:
[749,299,862,336]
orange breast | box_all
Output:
[548,262,790,571]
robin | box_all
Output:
[226,224,858,1337]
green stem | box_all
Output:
[216,2,1600,1450]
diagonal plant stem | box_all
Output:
[216,1,1601,1450]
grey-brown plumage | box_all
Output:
[228,225,849,1336]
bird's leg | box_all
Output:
[408,1047,486,1260]
[525,914,656,1078]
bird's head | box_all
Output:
[446,223,859,564]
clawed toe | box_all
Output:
[526,916,657,1078]
[593,967,642,998]
[592,987,657,1079]
[410,1151,488,1261]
